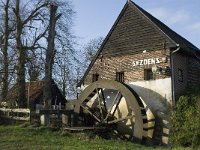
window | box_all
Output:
[92,73,99,82]
[116,72,124,82]
[178,69,183,82]
[144,69,154,80]
[162,48,167,55]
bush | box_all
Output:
[171,87,200,148]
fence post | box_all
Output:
[40,113,50,126]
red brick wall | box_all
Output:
[84,49,171,85]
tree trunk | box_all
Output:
[15,0,26,108]
[43,4,59,109]
[62,63,67,98]
[62,81,66,98]
[2,0,10,102]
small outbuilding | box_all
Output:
[4,80,66,110]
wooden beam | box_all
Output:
[104,91,122,121]
[80,104,101,122]
[108,115,135,124]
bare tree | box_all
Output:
[27,54,40,81]
[43,3,61,109]
[48,0,75,100]
[83,37,104,67]
[13,0,47,108]
[0,0,75,108]
[0,0,10,102]
[0,0,17,105]
[62,37,104,99]
[53,46,70,98]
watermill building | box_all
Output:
[75,1,200,145]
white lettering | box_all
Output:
[156,58,160,63]
[144,59,148,65]
[133,61,136,66]
[151,58,155,64]
[132,58,161,67]
[148,59,151,64]
[139,60,143,65]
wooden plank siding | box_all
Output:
[187,57,200,88]
[172,52,189,100]
[172,52,200,100]
[101,4,174,57]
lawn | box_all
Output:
[0,124,193,150]
[0,124,154,150]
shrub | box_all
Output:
[171,87,200,148]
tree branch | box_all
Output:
[22,2,48,26]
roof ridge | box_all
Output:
[129,1,199,50]
[129,1,177,46]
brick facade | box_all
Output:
[84,49,171,85]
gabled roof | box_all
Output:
[78,1,200,86]
[5,80,67,107]
[132,1,199,51]
[6,81,44,103]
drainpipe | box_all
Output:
[170,45,180,106]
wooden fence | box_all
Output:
[0,108,30,121]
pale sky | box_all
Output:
[73,0,200,49]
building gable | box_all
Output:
[101,2,175,57]
[78,1,199,86]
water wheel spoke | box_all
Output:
[100,88,108,114]
[104,91,122,121]
[110,95,122,117]
[107,115,135,124]
[96,88,104,120]
[80,104,101,122]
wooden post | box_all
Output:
[40,113,50,126]
[62,114,68,125]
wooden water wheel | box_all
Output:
[74,80,147,142]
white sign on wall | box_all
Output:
[133,58,161,66]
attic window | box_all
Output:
[178,69,183,82]
[116,72,124,82]
[162,48,167,55]
[92,73,99,82]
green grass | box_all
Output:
[0,124,194,150]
